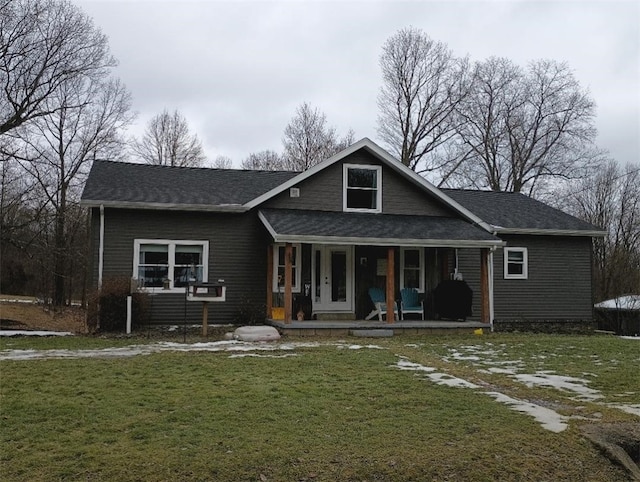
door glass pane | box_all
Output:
[314,250,321,302]
[331,251,347,302]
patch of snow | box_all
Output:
[0,330,73,337]
[394,357,568,432]
[337,344,385,350]
[513,372,603,402]
[484,391,568,433]
[480,367,518,375]
[227,353,299,359]
[0,340,325,361]
[395,358,437,373]
[394,358,478,388]
[606,404,640,417]
[0,298,37,304]
[620,336,640,340]
[595,295,640,311]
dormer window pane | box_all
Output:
[343,164,382,213]
[348,168,377,188]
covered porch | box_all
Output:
[259,209,504,332]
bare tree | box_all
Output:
[212,155,232,169]
[282,102,354,171]
[0,0,116,134]
[563,161,640,301]
[132,109,206,167]
[241,150,286,171]
[449,58,600,194]
[10,75,132,305]
[377,27,470,174]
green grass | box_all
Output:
[1,333,637,481]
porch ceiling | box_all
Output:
[259,209,503,248]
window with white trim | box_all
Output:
[400,248,425,292]
[272,243,301,293]
[343,164,382,213]
[504,247,528,279]
[133,239,209,292]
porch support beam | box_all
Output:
[266,245,273,320]
[386,247,395,323]
[480,248,490,323]
[284,243,293,324]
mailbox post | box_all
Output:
[187,281,226,336]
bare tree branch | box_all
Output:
[131,109,206,167]
[282,102,354,171]
[0,0,116,134]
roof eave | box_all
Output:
[80,199,248,213]
[494,227,607,237]
[269,234,505,248]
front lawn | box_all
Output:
[1,333,637,481]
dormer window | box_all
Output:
[343,164,382,213]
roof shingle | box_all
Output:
[81,160,298,207]
[443,189,602,233]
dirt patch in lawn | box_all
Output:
[0,299,87,334]
[581,422,640,480]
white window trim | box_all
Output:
[133,239,209,293]
[504,247,528,280]
[343,164,382,213]
[400,247,425,292]
[272,243,302,293]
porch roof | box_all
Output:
[258,209,503,248]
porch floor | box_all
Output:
[267,319,491,337]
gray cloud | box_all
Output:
[78,0,639,167]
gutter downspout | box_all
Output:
[489,247,495,332]
[98,205,104,289]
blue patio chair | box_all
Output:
[365,287,398,321]
[401,288,424,320]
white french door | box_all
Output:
[312,245,353,312]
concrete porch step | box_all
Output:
[349,329,394,337]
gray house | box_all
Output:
[81,138,604,333]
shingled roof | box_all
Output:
[81,160,299,210]
[259,208,502,247]
[443,189,604,235]
[81,158,604,237]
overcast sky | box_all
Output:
[77,0,639,168]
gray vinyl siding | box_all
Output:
[459,235,594,321]
[94,208,270,324]
[495,235,593,320]
[453,248,483,321]
[264,151,455,217]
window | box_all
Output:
[400,248,424,292]
[343,164,382,212]
[504,247,528,279]
[133,239,208,292]
[272,243,301,292]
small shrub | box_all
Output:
[87,277,150,332]
[232,294,266,325]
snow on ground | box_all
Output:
[393,357,571,432]
[0,340,321,361]
[514,372,603,402]
[0,330,74,337]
